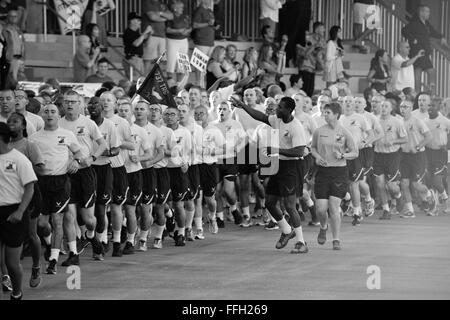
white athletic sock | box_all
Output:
[440,190,448,199]
[178,227,185,236]
[277,218,292,234]
[86,229,95,239]
[216,211,224,220]
[395,192,402,199]
[306,199,314,207]
[139,230,149,241]
[68,241,77,255]
[185,210,195,228]
[406,202,414,213]
[101,230,108,243]
[344,193,351,201]
[365,195,372,202]
[382,204,390,211]
[426,190,432,198]
[154,225,165,239]
[50,249,60,261]
[126,233,135,245]
[294,226,305,243]
[230,203,237,211]
[44,235,52,246]
[208,210,216,220]
[165,208,173,218]
[112,230,121,243]
[354,206,362,217]
[242,206,250,219]
[194,217,203,231]
[95,232,103,242]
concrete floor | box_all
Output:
[3,210,450,300]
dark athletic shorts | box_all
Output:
[347,157,364,182]
[155,167,171,204]
[266,160,299,197]
[69,167,97,208]
[199,163,219,197]
[38,174,70,215]
[373,151,401,182]
[218,158,239,182]
[237,143,258,175]
[299,153,315,181]
[112,166,129,205]
[0,204,28,248]
[359,147,374,175]
[168,167,190,202]
[141,167,156,205]
[314,166,349,200]
[28,183,42,219]
[186,164,201,200]
[425,148,447,175]
[401,152,427,182]
[93,164,113,205]
[126,171,143,206]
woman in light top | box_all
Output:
[324,26,345,87]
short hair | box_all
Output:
[97,57,109,65]
[261,25,271,37]
[102,81,116,91]
[323,102,342,116]
[280,97,296,111]
[267,85,282,98]
[289,74,301,87]
[313,21,324,32]
[189,85,202,93]
[226,44,237,51]
[64,90,80,98]
[0,122,12,143]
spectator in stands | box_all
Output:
[324,25,344,87]
[258,43,283,85]
[402,87,416,102]
[73,35,100,82]
[2,6,25,88]
[85,23,107,63]
[192,0,217,86]
[222,44,239,82]
[122,12,150,80]
[0,22,8,90]
[241,47,259,79]
[142,0,173,73]
[367,49,391,93]
[118,79,132,96]
[259,0,286,34]
[166,1,191,81]
[206,46,236,89]
[284,74,304,97]
[81,0,115,47]
[85,58,113,83]
[391,41,425,92]
[402,5,448,93]
[44,78,61,94]
[353,0,374,53]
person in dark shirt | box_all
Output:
[85,58,114,83]
[122,12,153,80]
[402,5,448,93]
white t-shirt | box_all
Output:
[391,53,415,91]
[153,125,176,169]
[182,121,203,165]
[25,112,45,132]
[60,115,103,164]
[105,114,132,168]
[312,112,326,128]
[93,118,120,166]
[201,124,225,164]
[0,149,37,206]
[125,124,151,173]
[167,125,192,168]
[294,111,318,150]
[29,127,81,176]
[268,115,307,160]
[232,106,265,140]
[339,112,370,149]
[412,109,429,123]
[140,122,164,169]
[212,118,247,159]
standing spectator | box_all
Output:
[73,35,100,82]
[259,0,286,34]
[402,5,448,93]
[142,0,174,73]
[391,41,425,92]
[166,1,191,81]
[0,0,11,23]
[324,26,344,87]
[81,0,115,48]
[2,7,25,87]
[122,12,151,80]
[367,49,391,93]
[284,74,305,98]
[85,58,113,83]
[85,23,106,58]
[192,0,216,87]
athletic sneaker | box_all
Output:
[379,210,391,220]
[261,209,270,224]
[10,292,23,300]
[89,235,104,255]
[364,198,375,217]
[332,240,342,250]
[240,217,253,228]
[275,229,296,249]
[46,259,57,275]
[352,214,362,226]
[1,275,13,292]
[231,209,243,225]
[264,220,279,230]
[195,229,205,240]
[30,266,42,288]
[112,242,123,257]
[317,226,327,245]
[175,233,186,247]
[428,190,438,215]
[137,240,147,252]
[216,217,225,228]
[308,220,320,227]
[290,241,309,254]
[77,237,90,254]
[93,253,105,261]
[61,252,80,267]
[186,228,195,242]
[122,242,135,255]
[152,238,163,249]
[400,211,416,218]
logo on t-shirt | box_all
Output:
[103,133,108,140]
[386,125,392,133]
[283,130,290,138]
[77,126,85,135]
[335,134,344,144]
[176,137,183,144]
[58,136,66,144]
[226,126,232,132]
[5,161,17,172]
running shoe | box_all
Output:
[379,210,391,220]
[210,219,219,234]
[364,198,375,217]
[216,217,225,228]
[1,275,13,292]
[61,252,80,267]
[93,253,105,261]
[400,211,416,218]
[89,235,104,255]
[46,259,57,275]
[290,241,309,254]
[352,214,362,226]
[10,292,23,300]
[152,238,163,249]
[30,266,42,288]
[240,217,253,228]
[137,240,148,252]
[186,228,195,242]
[112,242,123,257]
[275,229,296,249]
[194,229,205,240]
[264,220,279,230]
[122,241,135,255]
[317,226,327,245]
[341,199,351,216]
[332,240,342,251]
[175,233,186,247]
[231,209,243,225]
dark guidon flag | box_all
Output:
[136,64,177,109]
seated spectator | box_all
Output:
[258,43,283,85]
[85,58,113,83]
[122,12,149,80]
[81,0,115,47]
[73,35,100,82]
[222,44,239,82]
[2,6,25,87]
[241,47,259,79]
[284,74,305,98]
[367,49,391,93]
[166,0,191,81]
[206,46,237,89]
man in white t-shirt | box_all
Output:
[0,89,36,135]
[29,104,83,275]
[391,41,425,91]
[0,123,37,300]
[14,90,44,132]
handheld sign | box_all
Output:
[190,48,209,73]
[177,52,192,72]
[365,5,381,30]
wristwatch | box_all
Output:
[75,158,82,165]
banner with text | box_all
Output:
[177,52,192,73]
[190,48,209,73]
[53,0,89,34]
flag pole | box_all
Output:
[156,51,167,66]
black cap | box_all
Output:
[128,12,142,21]
[0,122,12,142]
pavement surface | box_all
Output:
[2,209,450,300]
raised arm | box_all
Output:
[230,97,270,126]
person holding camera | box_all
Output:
[391,41,425,92]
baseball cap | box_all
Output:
[0,122,12,142]
[128,12,142,21]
